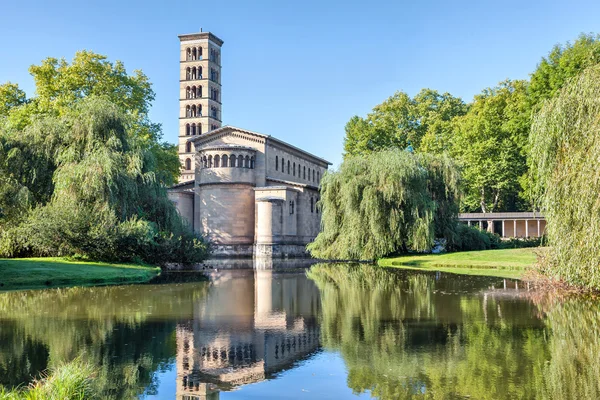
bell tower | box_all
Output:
[178,31,223,182]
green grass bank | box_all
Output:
[379,248,541,279]
[0,257,161,291]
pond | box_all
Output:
[0,262,598,399]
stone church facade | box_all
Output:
[169,31,331,257]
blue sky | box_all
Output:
[2,0,600,167]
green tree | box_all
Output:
[0,83,26,117]
[0,97,206,263]
[530,65,600,289]
[529,33,600,106]
[451,80,530,213]
[307,150,460,260]
[343,89,466,157]
[23,50,178,184]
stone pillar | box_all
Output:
[525,220,529,238]
[537,220,541,237]
[479,220,483,230]
[255,198,284,245]
[467,220,471,227]
[513,220,517,238]
[501,220,505,238]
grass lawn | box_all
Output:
[378,248,542,279]
[0,257,161,291]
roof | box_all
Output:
[459,212,545,220]
[266,178,319,190]
[169,180,194,189]
[178,32,224,46]
[189,125,332,166]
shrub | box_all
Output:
[447,224,501,251]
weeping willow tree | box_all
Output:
[530,65,600,289]
[0,97,207,264]
[307,150,460,260]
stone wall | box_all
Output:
[197,183,256,245]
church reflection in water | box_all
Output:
[175,268,321,399]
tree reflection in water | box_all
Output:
[0,263,599,399]
[307,263,600,400]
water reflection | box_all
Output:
[175,269,321,398]
[0,263,599,399]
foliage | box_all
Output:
[342,34,600,213]
[307,150,460,260]
[529,33,600,106]
[0,359,96,400]
[446,223,500,251]
[0,83,26,117]
[451,80,531,212]
[343,89,467,157]
[0,98,207,264]
[2,50,179,185]
[530,65,600,289]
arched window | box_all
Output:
[191,86,196,98]
[186,48,191,61]
[281,158,284,172]
[317,171,320,183]
[186,142,192,153]
[222,154,228,166]
[245,155,250,168]
[202,156,207,168]
[238,155,243,168]
[186,86,191,99]
[303,166,306,179]
[310,197,314,213]
[198,105,202,116]
[208,155,213,168]
[289,201,295,215]
[186,67,191,80]
[197,123,202,134]
[313,170,315,182]
[316,197,319,213]
[198,66,203,79]
[185,158,191,170]
[250,156,255,169]
[214,155,220,168]
[308,168,311,181]
[198,86,203,98]
[198,47,203,59]
[293,163,296,176]
[275,156,279,171]
[191,105,196,117]
[186,105,191,117]
[230,154,236,167]
[191,123,196,136]
[192,67,197,80]
[186,124,190,136]
[192,48,197,60]
[287,160,290,174]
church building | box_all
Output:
[169,31,331,258]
